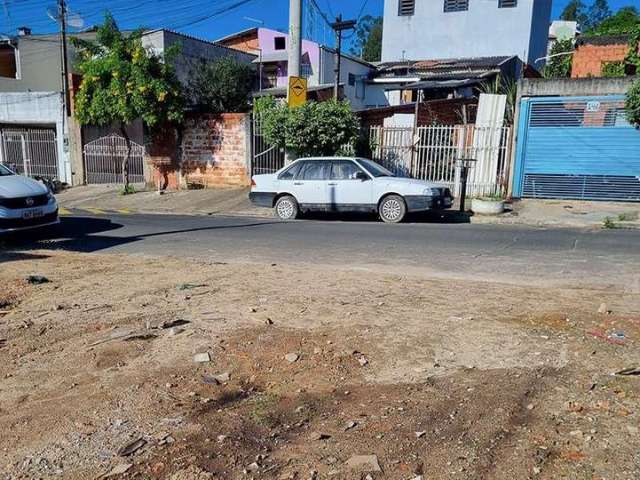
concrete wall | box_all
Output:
[0,92,70,183]
[381,0,552,67]
[517,77,638,99]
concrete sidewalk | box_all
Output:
[471,199,640,229]
[56,185,270,217]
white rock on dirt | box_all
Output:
[193,352,211,363]
[345,455,381,472]
[285,353,300,363]
[105,463,133,477]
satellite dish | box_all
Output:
[67,12,84,29]
[45,4,85,30]
[46,5,60,23]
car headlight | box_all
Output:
[423,188,440,196]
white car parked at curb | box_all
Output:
[249,157,453,223]
[0,163,59,234]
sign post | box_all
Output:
[288,76,307,108]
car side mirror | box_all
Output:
[356,171,369,181]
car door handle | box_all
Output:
[293,182,304,185]
[327,183,337,186]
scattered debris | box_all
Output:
[161,319,190,329]
[285,353,300,363]
[344,421,357,431]
[213,372,230,383]
[615,367,640,376]
[265,318,274,325]
[597,303,610,314]
[415,431,426,438]
[168,327,184,336]
[608,331,626,342]
[122,332,157,342]
[117,438,147,457]
[26,275,49,285]
[246,462,260,472]
[310,432,331,441]
[357,356,369,366]
[193,352,211,363]
[105,463,133,477]
[345,455,381,472]
[177,283,207,291]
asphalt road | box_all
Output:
[4,210,640,290]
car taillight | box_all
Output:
[251,178,256,188]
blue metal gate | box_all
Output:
[513,95,640,201]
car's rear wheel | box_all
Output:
[379,195,406,223]
[274,195,299,220]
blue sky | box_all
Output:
[1,0,636,44]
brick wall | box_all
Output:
[571,42,629,78]
[358,98,478,129]
[180,113,250,188]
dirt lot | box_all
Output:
[1,250,639,479]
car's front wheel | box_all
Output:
[379,195,406,223]
[274,195,299,220]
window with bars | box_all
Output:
[443,0,469,12]
[398,0,415,16]
[498,0,517,8]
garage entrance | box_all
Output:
[512,95,640,201]
[0,126,59,179]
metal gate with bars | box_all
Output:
[83,134,145,184]
[251,116,285,176]
[0,126,59,179]
[370,124,512,197]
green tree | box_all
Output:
[561,0,588,25]
[260,99,360,157]
[72,13,184,189]
[585,0,612,31]
[626,79,640,128]
[351,15,383,62]
[543,38,575,79]
[188,56,254,113]
[591,6,640,35]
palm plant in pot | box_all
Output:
[471,193,506,215]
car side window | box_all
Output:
[278,162,302,180]
[330,161,365,180]
[299,161,330,180]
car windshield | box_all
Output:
[0,164,14,176]
[357,159,394,178]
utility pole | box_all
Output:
[59,0,71,117]
[331,15,356,100]
[287,0,302,85]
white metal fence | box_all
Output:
[251,116,285,176]
[83,134,145,184]
[0,127,59,179]
[370,124,512,197]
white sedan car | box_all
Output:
[250,157,453,223]
[0,163,59,234]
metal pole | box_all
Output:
[288,0,302,82]
[459,163,468,213]
[334,18,342,100]
[59,0,71,118]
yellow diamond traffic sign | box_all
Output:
[288,76,307,107]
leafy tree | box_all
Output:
[626,79,640,128]
[591,6,640,35]
[561,0,588,26]
[543,39,575,79]
[188,56,254,113]
[585,0,612,31]
[260,99,360,157]
[72,13,184,189]
[351,15,383,62]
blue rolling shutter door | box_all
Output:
[517,96,640,201]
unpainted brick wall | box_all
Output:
[571,43,629,78]
[180,113,250,188]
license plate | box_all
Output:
[22,208,44,220]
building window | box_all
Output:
[498,0,517,7]
[301,63,313,78]
[348,73,356,86]
[444,0,468,12]
[274,36,286,50]
[398,0,415,16]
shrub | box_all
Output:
[626,79,640,128]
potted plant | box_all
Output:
[471,193,505,215]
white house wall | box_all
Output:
[381,0,552,66]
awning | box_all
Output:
[253,51,289,63]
